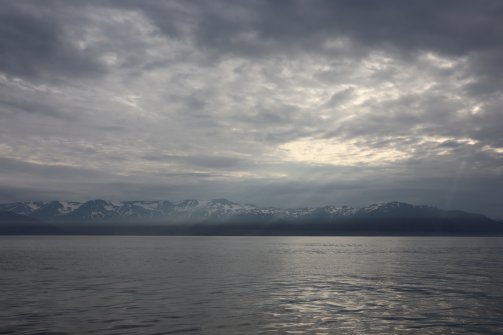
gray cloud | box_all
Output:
[0,0,502,217]
[0,1,104,81]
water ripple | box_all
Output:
[1,236,503,334]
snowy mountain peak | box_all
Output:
[360,201,416,213]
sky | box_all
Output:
[0,0,502,217]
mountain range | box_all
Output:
[0,198,355,223]
[0,199,501,235]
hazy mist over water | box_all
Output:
[1,236,503,334]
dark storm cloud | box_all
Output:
[0,1,104,80]
[130,1,503,66]
[3,1,503,85]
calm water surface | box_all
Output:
[1,236,503,334]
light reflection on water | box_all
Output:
[1,236,503,334]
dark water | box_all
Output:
[1,236,503,334]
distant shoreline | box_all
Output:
[2,221,503,236]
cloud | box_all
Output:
[0,2,104,81]
[0,1,501,217]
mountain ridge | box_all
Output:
[0,199,495,224]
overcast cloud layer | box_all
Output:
[0,0,502,216]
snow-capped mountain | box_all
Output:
[0,201,45,216]
[0,198,268,223]
[0,199,492,224]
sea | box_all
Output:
[1,236,503,334]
